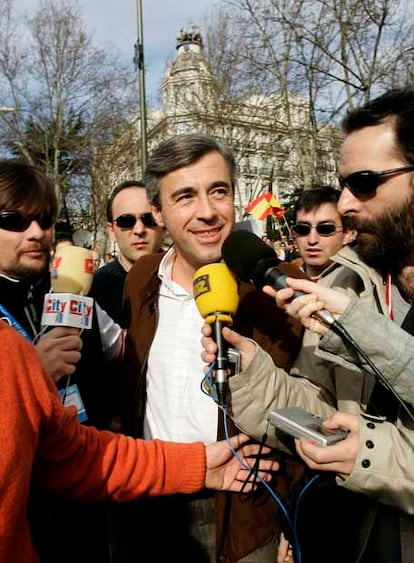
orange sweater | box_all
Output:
[0,323,205,563]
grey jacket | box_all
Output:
[319,296,414,408]
[229,245,414,563]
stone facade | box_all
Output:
[96,26,340,222]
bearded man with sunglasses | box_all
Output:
[201,88,414,563]
[91,180,164,327]
[0,159,83,381]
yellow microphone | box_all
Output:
[41,245,96,330]
[193,263,239,405]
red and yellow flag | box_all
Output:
[246,192,285,221]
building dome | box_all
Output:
[164,25,210,80]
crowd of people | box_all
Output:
[1,86,414,563]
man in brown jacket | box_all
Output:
[117,133,304,562]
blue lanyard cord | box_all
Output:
[293,473,321,532]
[0,304,32,342]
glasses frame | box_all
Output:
[293,222,343,237]
[0,211,54,232]
[113,212,158,229]
[338,165,414,197]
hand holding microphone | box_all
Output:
[36,246,95,383]
[193,263,239,406]
[222,230,336,327]
[263,278,352,336]
[35,327,83,383]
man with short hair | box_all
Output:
[203,87,414,562]
[92,180,164,327]
[118,133,303,563]
[292,186,354,280]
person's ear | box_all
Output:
[342,228,356,246]
[151,205,165,228]
[107,222,116,242]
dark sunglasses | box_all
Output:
[113,212,158,229]
[0,211,54,232]
[294,222,342,237]
[338,165,414,197]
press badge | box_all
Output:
[59,384,88,423]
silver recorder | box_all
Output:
[227,347,241,375]
[267,407,349,447]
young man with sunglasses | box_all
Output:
[91,180,164,327]
[0,159,117,562]
[292,186,354,280]
[202,88,414,563]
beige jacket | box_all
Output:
[228,246,414,562]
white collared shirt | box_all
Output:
[143,247,218,444]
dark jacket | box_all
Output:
[122,253,306,562]
[0,272,109,426]
[91,258,127,327]
[0,272,48,338]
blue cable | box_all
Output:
[202,361,324,562]
[221,404,302,563]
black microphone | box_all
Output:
[222,230,335,326]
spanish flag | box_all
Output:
[246,192,285,221]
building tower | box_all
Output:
[162,25,215,133]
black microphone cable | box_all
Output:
[327,318,414,424]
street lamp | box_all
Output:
[133,0,148,175]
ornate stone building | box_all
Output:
[95,25,340,222]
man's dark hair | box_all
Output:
[54,221,73,243]
[145,133,237,208]
[0,159,58,217]
[293,186,340,223]
[342,88,414,166]
[106,180,145,222]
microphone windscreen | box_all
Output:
[50,245,95,294]
[222,230,280,286]
[193,263,239,325]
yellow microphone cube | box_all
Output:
[193,263,239,325]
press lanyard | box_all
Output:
[385,273,394,321]
[0,303,32,342]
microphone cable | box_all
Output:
[220,400,326,563]
[200,317,414,561]
[328,318,414,424]
[201,363,319,563]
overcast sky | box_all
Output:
[18,0,218,105]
